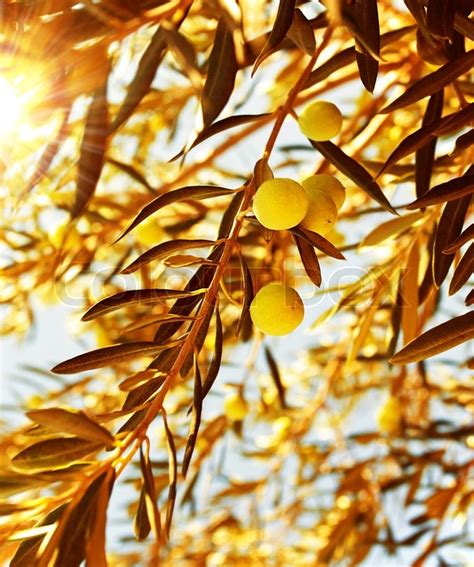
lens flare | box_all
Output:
[0,77,22,136]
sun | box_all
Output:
[0,76,23,136]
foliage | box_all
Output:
[0,0,473,565]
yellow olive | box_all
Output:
[298,100,343,141]
[250,283,304,336]
[302,174,346,210]
[300,188,338,235]
[253,178,309,230]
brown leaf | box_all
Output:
[201,18,238,127]
[292,227,345,259]
[218,191,246,239]
[133,485,151,541]
[161,411,177,539]
[252,0,296,75]
[432,195,471,287]
[304,25,414,90]
[55,472,110,567]
[453,129,474,156]
[427,0,455,39]
[11,438,103,472]
[287,9,315,55]
[182,356,203,478]
[10,505,66,567]
[415,90,444,197]
[311,140,397,214]
[236,253,254,336]
[82,288,206,321]
[443,223,474,253]
[380,50,474,113]
[407,172,474,209]
[390,311,474,364]
[23,109,71,195]
[264,346,287,409]
[466,289,474,306]
[171,114,270,162]
[122,239,216,274]
[354,0,380,93]
[26,408,114,447]
[152,245,224,344]
[107,157,154,193]
[117,186,234,242]
[111,27,167,132]
[134,444,161,541]
[377,104,474,178]
[73,79,109,218]
[85,469,115,567]
[179,299,215,378]
[202,305,223,399]
[253,158,274,187]
[295,234,322,287]
[52,342,179,374]
[449,243,474,295]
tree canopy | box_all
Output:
[0,0,473,565]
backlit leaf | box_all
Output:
[287,9,316,55]
[82,288,206,321]
[292,227,345,259]
[55,471,110,567]
[354,0,380,92]
[171,114,270,162]
[161,411,177,539]
[432,195,471,287]
[449,243,474,295]
[380,50,474,113]
[73,79,109,218]
[407,172,474,209]
[304,26,414,90]
[111,27,167,132]
[311,140,396,214]
[427,0,455,39]
[252,0,296,75]
[26,408,115,447]
[52,342,179,374]
[443,223,474,254]
[182,356,203,477]
[391,311,474,364]
[85,469,115,567]
[295,234,322,287]
[236,253,254,336]
[11,438,102,472]
[360,211,426,247]
[415,90,444,197]
[201,18,238,127]
[117,186,235,241]
[202,305,223,400]
[122,239,216,274]
[378,104,474,177]
[264,346,287,409]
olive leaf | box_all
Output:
[201,18,238,127]
[380,50,474,113]
[52,342,181,374]
[391,312,474,364]
[26,408,115,447]
[11,438,103,472]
